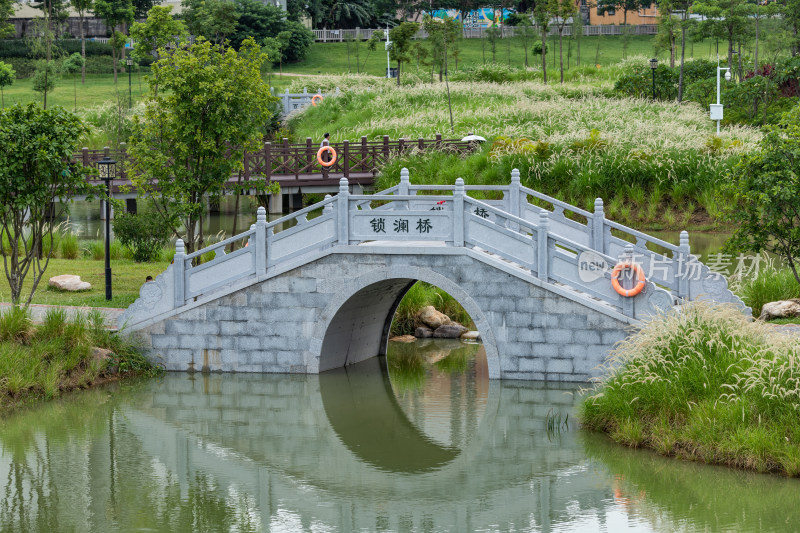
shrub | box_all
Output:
[732,259,800,318]
[581,302,800,476]
[112,212,171,262]
[58,232,80,259]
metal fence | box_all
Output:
[313,24,658,42]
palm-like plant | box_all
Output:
[323,0,373,28]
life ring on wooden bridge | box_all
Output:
[311,94,323,106]
[611,262,646,297]
[317,146,337,167]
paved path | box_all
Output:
[0,303,125,330]
[770,323,800,337]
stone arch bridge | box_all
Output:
[120,169,746,381]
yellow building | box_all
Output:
[587,2,660,25]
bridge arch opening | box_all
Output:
[317,274,499,379]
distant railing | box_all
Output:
[73,135,478,183]
[313,24,658,42]
[271,87,339,117]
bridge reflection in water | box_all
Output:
[0,342,798,533]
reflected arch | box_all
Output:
[311,267,500,378]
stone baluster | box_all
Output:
[255,207,267,277]
[266,227,274,267]
[453,178,465,247]
[399,168,410,195]
[337,178,349,245]
[173,239,185,308]
[678,230,690,300]
[621,244,636,317]
[323,194,333,213]
[537,211,549,281]
[592,198,605,254]
[508,168,521,219]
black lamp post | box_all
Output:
[649,57,658,100]
[126,58,133,108]
[98,155,116,301]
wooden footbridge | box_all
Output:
[74,135,478,212]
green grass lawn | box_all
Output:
[283,35,722,78]
[0,258,170,308]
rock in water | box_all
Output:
[760,299,800,321]
[415,326,434,338]
[461,330,481,341]
[433,324,468,338]
[416,305,451,329]
[389,335,416,343]
[48,274,91,291]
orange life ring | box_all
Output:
[611,262,646,297]
[311,94,323,106]
[317,146,337,167]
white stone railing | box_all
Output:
[123,168,747,328]
[271,87,340,117]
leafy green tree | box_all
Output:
[783,0,800,56]
[485,25,501,62]
[71,0,93,84]
[261,36,280,83]
[130,5,187,63]
[388,22,419,86]
[656,0,679,67]
[229,0,314,61]
[0,0,13,38]
[549,0,577,83]
[422,14,460,82]
[694,0,750,71]
[182,0,239,44]
[533,2,550,83]
[62,52,85,111]
[747,1,779,72]
[723,105,800,285]
[132,0,162,18]
[0,104,91,305]
[31,60,57,108]
[0,61,13,108]
[94,0,135,83]
[129,38,279,254]
[322,0,374,28]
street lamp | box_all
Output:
[711,62,732,134]
[649,58,658,100]
[126,58,133,108]
[98,155,116,301]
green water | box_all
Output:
[1,341,797,533]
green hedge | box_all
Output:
[0,38,114,58]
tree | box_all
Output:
[129,38,278,255]
[597,0,643,58]
[388,22,419,86]
[0,61,13,108]
[0,0,13,38]
[515,13,535,68]
[747,1,779,73]
[656,0,679,67]
[422,14,460,82]
[694,0,750,71]
[322,0,374,28]
[62,52,85,111]
[229,0,314,61]
[549,0,577,84]
[722,105,800,285]
[132,0,162,18]
[31,60,57,108]
[533,2,550,83]
[130,5,187,63]
[485,24,501,62]
[784,0,800,56]
[0,104,91,305]
[182,0,239,44]
[71,0,93,84]
[94,0,135,83]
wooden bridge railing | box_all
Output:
[74,135,477,182]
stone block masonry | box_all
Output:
[140,249,634,382]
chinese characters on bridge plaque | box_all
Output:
[370,217,433,234]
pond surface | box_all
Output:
[1,340,797,533]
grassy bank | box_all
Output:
[289,76,758,227]
[580,303,800,477]
[0,307,161,411]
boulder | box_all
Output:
[91,347,117,374]
[461,330,481,341]
[389,335,417,343]
[760,299,800,321]
[416,306,451,329]
[49,274,91,292]
[433,324,468,339]
[414,326,434,338]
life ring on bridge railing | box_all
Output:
[611,262,646,298]
[311,94,323,106]
[317,146,337,167]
